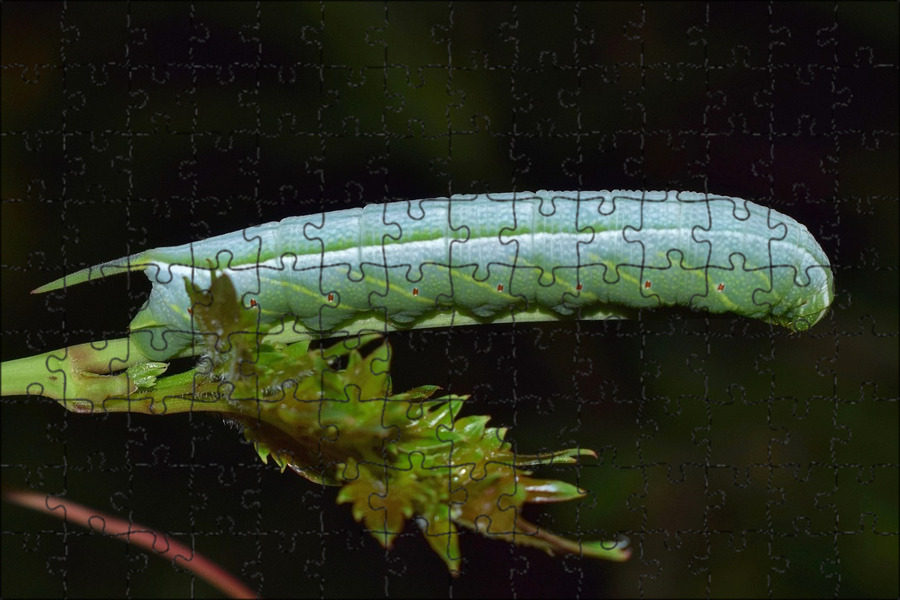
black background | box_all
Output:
[2,3,897,598]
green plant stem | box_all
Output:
[0,337,231,415]
[1,338,146,399]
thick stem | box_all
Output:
[1,338,273,418]
[1,338,148,400]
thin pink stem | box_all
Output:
[3,487,257,599]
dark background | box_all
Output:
[2,2,897,598]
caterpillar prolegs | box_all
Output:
[35,190,834,361]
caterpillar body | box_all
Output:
[35,191,834,361]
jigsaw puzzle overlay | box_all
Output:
[4,1,896,597]
[33,190,833,362]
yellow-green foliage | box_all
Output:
[182,273,629,571]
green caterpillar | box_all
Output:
[34,191,834,361]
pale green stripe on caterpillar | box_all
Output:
[34,191,834,361]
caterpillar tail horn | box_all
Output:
[32,255,151,294]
